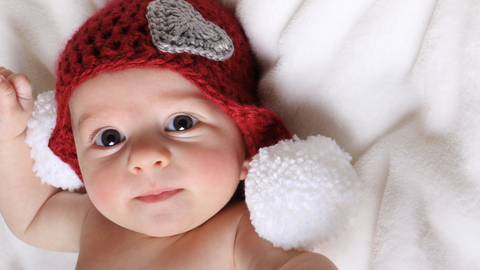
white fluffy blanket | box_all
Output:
[1,0,479,269]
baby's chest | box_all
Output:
[76,241,236,270]
[76,212,238,269]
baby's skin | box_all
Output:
[0,66,337,270]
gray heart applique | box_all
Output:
[146,0,234,61]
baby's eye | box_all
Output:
[95,129,125,147]
[166,114,198,131]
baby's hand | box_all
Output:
[0,67,34,141]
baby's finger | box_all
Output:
[7,73,33,112]
[0,75,21,114]
[0,66,10,72]
[0,67,15,79]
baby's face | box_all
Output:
[70,68,249,237]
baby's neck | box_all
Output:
[77,207,190,268]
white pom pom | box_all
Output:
[245,135,360,251]
[25,90,83,191]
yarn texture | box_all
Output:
[245,135,361,250]
[146,0,234,61]
[25,90,83,191]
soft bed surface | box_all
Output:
[1,0,479,269]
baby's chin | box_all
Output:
[123,222,208,242]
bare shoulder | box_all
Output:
[233,204,338,270]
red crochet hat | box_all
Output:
[49,0,291,180]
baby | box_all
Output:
[0,0,337,269]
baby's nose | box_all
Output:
[127,138,170,175]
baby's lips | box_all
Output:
[138,187,181,197]
[135,188,183,203]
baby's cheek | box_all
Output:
[188,147,241,190]
[83,167,122,211]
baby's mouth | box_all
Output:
[135,188,183,203]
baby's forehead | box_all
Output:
[69,68,206,104]
[68,68,217,123]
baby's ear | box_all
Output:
[240,158,252,181]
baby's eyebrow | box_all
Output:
[76,112,96,128]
